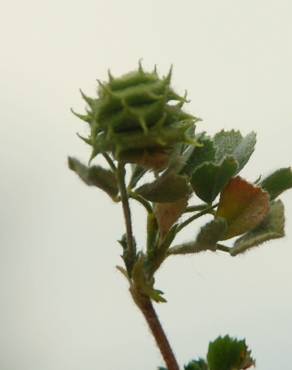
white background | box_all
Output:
[1,1,292,369]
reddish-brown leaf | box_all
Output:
[155,196,188,237]
[216,176,270,240]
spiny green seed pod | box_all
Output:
[72,63,201,169]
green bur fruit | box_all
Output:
[72,64,200,169]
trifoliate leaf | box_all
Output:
[230,200,285,256]
[191,157,238,203]
[168,218,227,255]
[213,130,256,172]
[184,358,208,370]
[182,131,256,204]
[216,177,270,240]
[260,167,292,200]
[207,335,255,370]
[136,173,191,203]
[68,157,118,199]
[155,196,189,237]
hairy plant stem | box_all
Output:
[176,203,218,233]
[117,162,180,370]
[102,153,117,172]
[117,162,136,273]
[184,203,209,212]
[131,288,180,370]
[129,190,153,213]
[216,243,231,253]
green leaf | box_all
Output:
[260,167,292,200]
[181,134,216,176]
[213,130,256,172]
[182,130,256,178]
[191,156,238,203]
[216,177,270,240]
[184,359,208,370]
[230,200,285,256]
[136,173,191,202]
[196,218,228,249]
[168,218,227,255]
[68,157,119,199]
[183,130,256,203]
[207,335,255,370]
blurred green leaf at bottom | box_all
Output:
[207,335,255,370]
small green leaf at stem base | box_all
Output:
[132,254,166,303]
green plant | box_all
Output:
[68,63,292,370]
